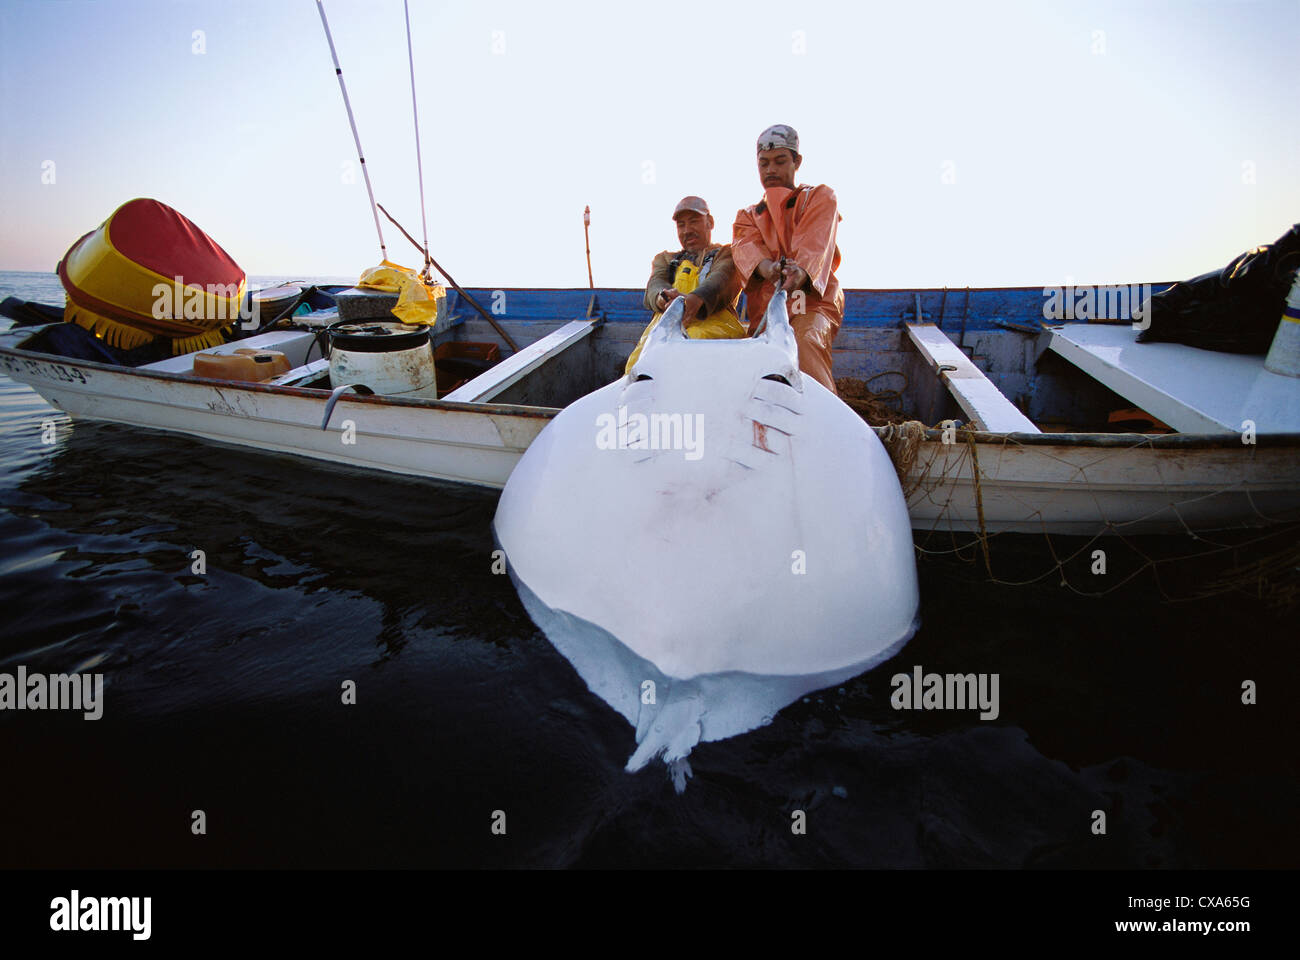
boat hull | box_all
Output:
[901,430,1300,535]
[3,341,1298,536]
[0,347,549,488]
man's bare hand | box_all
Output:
[756,259,782,281]
[681,293,704,325]
[655,288,681,311]
[780,262,808,292]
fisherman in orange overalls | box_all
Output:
[731,124,844,394]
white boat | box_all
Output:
[2,283,1298,539]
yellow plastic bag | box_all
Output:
[357,260,447,326]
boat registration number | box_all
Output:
[0,356,91,385]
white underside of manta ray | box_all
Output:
[494,290,920,791]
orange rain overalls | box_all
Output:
[731,184,844,394]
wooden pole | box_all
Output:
[584,206,594,289]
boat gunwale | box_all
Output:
[0,342,557,420]
[4,342,1300,450]
[887,427,1300,450]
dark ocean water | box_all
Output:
[0,271,1296,869]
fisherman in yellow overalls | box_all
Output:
[625,196,747,372]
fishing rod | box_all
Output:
[315,0,387,262]
[317,1,520,354]
[402,0,432,283]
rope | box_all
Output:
[315,0,387,262]
[878,420,927,494]
[836,373,909,425]
[834,379,1298,607]
[836,372,934,497]
[906,432,1300,606]
[964,428,994,579]
[839,392,1298,604]
[864,370,908,394]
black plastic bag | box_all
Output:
[1135,223,1300,353]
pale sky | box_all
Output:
[1,0,1296,288]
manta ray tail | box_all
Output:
[666,758,693,793]
[626,692,705,793]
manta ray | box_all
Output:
[494,291,919,791]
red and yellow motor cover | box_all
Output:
[57,198,246,354]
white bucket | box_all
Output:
[327,320,437,398]
[1263,270,1300,378]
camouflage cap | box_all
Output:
[757,124,799,154]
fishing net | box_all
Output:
[904,432,1300,607]
[836,376,1299,607]
[835,373,910,425]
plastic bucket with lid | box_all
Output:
[327,320,437,398]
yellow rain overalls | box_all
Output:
[625,251,747,373]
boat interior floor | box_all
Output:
[6,310,1269,438]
